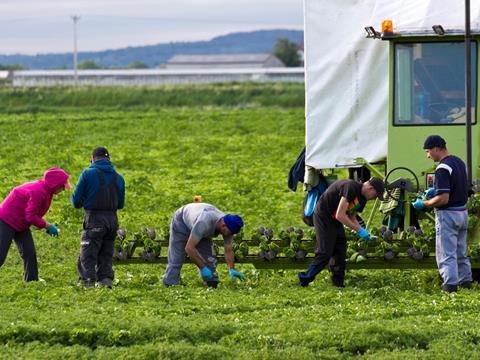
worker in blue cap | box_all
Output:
[163,202,245,287]
[412,135,472,293]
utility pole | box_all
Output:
[71,15,80,86]
[465,0,472,188]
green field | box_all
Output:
[1,85,480,359]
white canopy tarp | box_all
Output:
[304,0,480,170]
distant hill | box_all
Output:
[0,29,303,70]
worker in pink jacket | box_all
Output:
[0,168,72,281]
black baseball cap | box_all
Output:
[423,135,446,150]
[92,147,110,158]
[368,177,385,200]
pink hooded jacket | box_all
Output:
[0,168,70,232]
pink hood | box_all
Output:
[0,168,70,232]
[43,168,71,194]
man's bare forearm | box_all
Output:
[224,246,235,269]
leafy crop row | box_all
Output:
[111,219,476,271]
[1,89,480,359]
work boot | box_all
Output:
[330,265,345,288]
[459,281,472,289]
[331,277,345,288]
[205,280,219,288]
[96,278,113,289]
[441,284,458,293]
[298,272,314,287]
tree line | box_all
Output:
[1,38,301,70]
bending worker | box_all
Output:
[0,168,71,281]
[412,135,472,293]
[298,177,385,288]
[72,147,126,288]
[163,202,245,287]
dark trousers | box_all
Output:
[0,219,38,281]
[77,211,118,283]
[304,210,347,286]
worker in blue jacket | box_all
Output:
[72,147,126,288]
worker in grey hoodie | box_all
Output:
[163,202,245,287]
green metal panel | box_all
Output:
[387,37,480,188]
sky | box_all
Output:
[0,0,304,55]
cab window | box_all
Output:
[394,41,477,125]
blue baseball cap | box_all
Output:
[423,135,446,149]
[223,214,244,234]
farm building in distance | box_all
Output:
[166,54,285,69]
[8,68,304,86]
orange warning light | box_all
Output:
[382,20,393,33]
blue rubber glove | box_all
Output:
[229,268,246,281]
[46,224,59,237]
[412,198,425,210]
[200,266,213,280]
[424,188,435,200]
[357,227,370,242]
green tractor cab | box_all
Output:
[303,1,480,274]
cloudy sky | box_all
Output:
[0,0,304,55]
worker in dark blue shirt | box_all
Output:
[413,135,472,292]
[72,147,126,288]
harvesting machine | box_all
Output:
[115,1,480,274]
[302,0,480,274]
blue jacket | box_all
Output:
[72,160,125,210]
[288,147,305,192]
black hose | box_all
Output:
[383,166,420,202]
